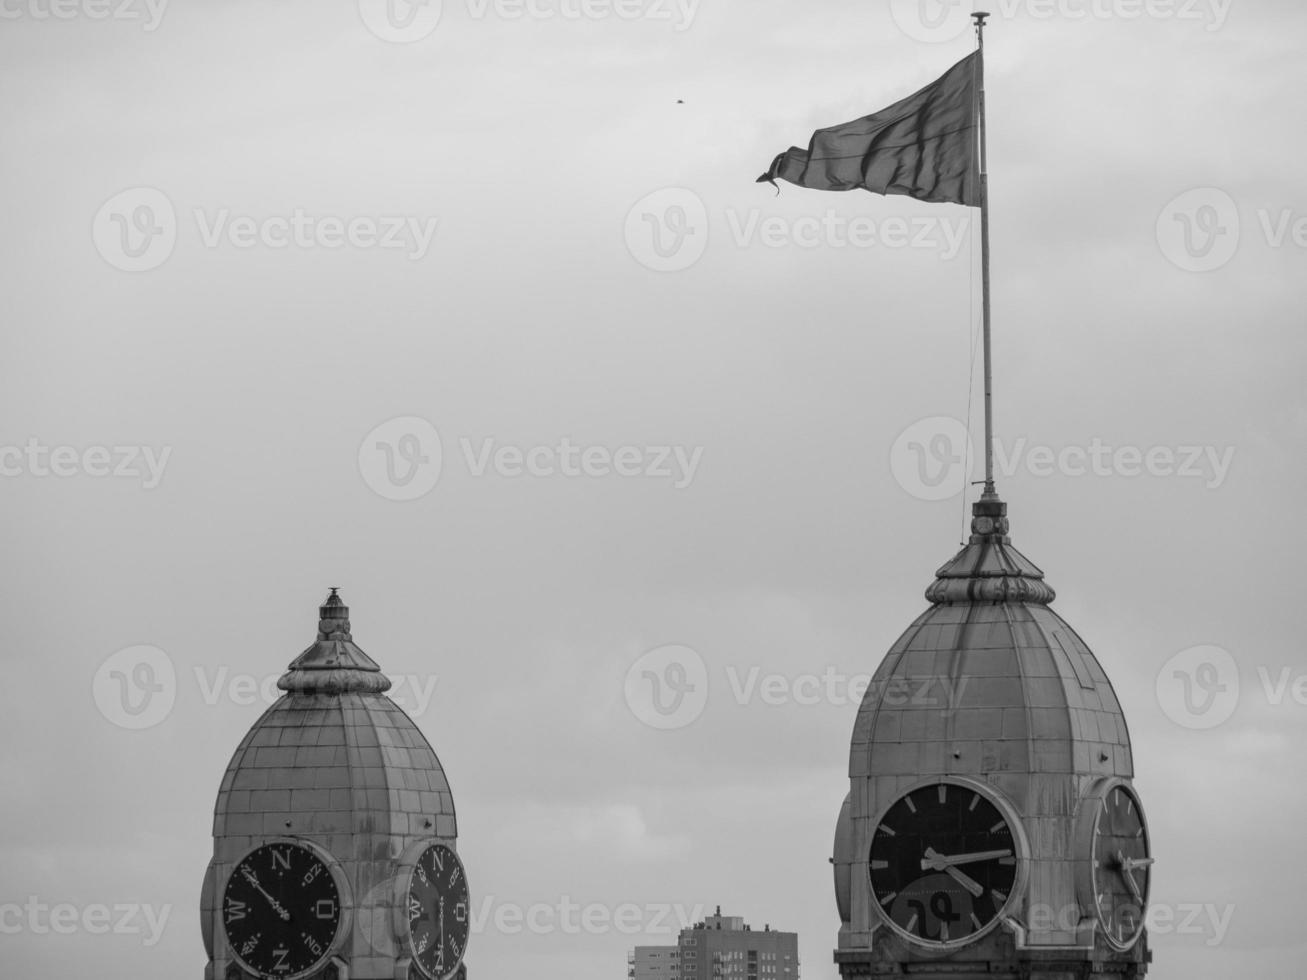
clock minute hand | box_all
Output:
[241,868,291,921]
[926,848,1013,867]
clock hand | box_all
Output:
[241,867,291,921]
[921,849,984,898]
[1121,856,1155,872]
[1114,851,1145,905]
[922,848,1013,868]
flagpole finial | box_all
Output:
[972,10,990,25]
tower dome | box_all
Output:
[833,493,1151,979]
[201,591,470,980]
[210,590,456,843]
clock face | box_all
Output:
[1091,784,1150,949]
[222,842,342,979]
[869,783,1020,945]
[407,843,470,979]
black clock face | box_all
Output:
[870,783,1019,944]
[1092,785,1150,949]
[407,844,470,979]
[223,842,341,979]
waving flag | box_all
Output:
[758,52,981,206]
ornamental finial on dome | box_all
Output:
[277,589,392,695]
[924,492,1057,605]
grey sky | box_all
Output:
[2,0,1304,977]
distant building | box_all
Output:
[630,908,799,980]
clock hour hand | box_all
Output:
[241,867,291,921]
[438,896,446,968]
[921,848,984,898]
[1121,856,1154,872]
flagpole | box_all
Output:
[974,11,995,495]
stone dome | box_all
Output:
[848,493,1132,785]
[211,591,457,846]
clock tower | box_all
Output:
[201,590,471,980]
[832,491,1152,978]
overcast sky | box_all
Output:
[2,0,1305,978]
